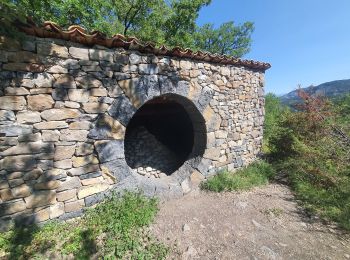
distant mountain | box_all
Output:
[280,79,350,106]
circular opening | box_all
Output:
[124,94,206,177]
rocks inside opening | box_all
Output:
[125,94,205,177]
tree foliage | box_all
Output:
[1,0,254,57]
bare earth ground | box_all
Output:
[150,183,350,260]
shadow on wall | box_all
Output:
[0,35,210,234]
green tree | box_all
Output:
[194,21,254,57]
[1,0,254,57]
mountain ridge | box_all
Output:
[280,79,350,106]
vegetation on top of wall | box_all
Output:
[264,90,350,230]
[0,192,168,259]
[200,161,276,192]
[0,0,253,57]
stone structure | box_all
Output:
[0,24,269,229]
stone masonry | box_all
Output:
[0,35,267,230]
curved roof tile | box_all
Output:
[18,20,271,71]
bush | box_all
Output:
[200,161,276,192]
[0,192,168,259]
[265,91,350,230]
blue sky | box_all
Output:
[197,0,350,95]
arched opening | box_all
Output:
[124,94,206,177]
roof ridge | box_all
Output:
[17,20,271,71]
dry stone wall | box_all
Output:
[0,35,266,230]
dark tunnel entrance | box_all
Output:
[124,94,205,177]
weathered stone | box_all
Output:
[0,199,26,216]
[56,177,81,192]
[11,184,31,198]
[69,47,89,60]
[42,130,60,142]
[215,130,228,139]
[3,63,44,72]
[79,171,102,180]
[75,143,94,156]
[64,199,84,212]
[52,88,68,101]
[30,88,53,94]
[69,121,91,130]
[0,180,9,190]
[0,123,33,136]
[139,64,158,74]
[68,164,100,176]
[72,155,99,168]
[54,146,75,161]
[7,172,22,180]
[64,101,80,108]
[17,111,41,123]
[40,108,80,121]
[34,121,68,130]
[37,43,69,58]
[68,89,89,102]
[81,176,104,186]
[24,190,56,208]
[33,73,54,88]
[54,159,72,169]
[0,141,54,156]
[82,65,101,72]
[90,88,107,96]
[203,147,221,160]
[27,94,54,111]
[77,183,109,199]
[0,96,26,110]
[8,178,24,188]
[88,114,125,140]
[95,140,124,163]
[0,189,13,201]
[0,155,36,171]
[23,169,43,181]
[108,95,136,126]
[47,65,68,74]
[53,74,76,88]
[89,49,113,62]
[5,87,30,96]
[49,202,64,219]
[0,110,15,121]
[60,129,88,141]
[18,133,41,142]
[57,189,76,201]
[75,75,102,88]
[82,102,109,114]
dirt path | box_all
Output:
[150,183,350,260]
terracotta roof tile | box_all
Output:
[18,20,271,71]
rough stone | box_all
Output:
[60,129,88,141]
[54,159,73,169]
[88,114,126,140]
[27,94,54,111]
[0,199,26,216]
[75,143,94,156]
[72,155,99,168]
[0,155,37,171]
[40,108,80,121]
[57,189,77,201]
[64,199,84,213]
[77,183,109,199]
[0,110,15,121]
[54,146,75,161]
[34,121,68,129]
[69,121,91,130]
[95,140,124,163]
[34,180,60,190]
[47,65,68,74]
[108,95,136,126]
[68,89,89,102]
[89,49,113,62]
[5,87,30,95]
[0,141,54,156]
[37,43,69,58]
[82,103,109,114]
[49,202,65,219]
[56,177,81,192]
[42,130,60,142]
[53,74,76,88]
[69,47,89,60]
[17,111,41,123]
[0,96,26,110]
[24,190,56,208]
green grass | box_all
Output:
[200,161,276,192]
[0,192,168,259]
[287,166,350,230]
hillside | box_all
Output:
[280,79,350,106]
